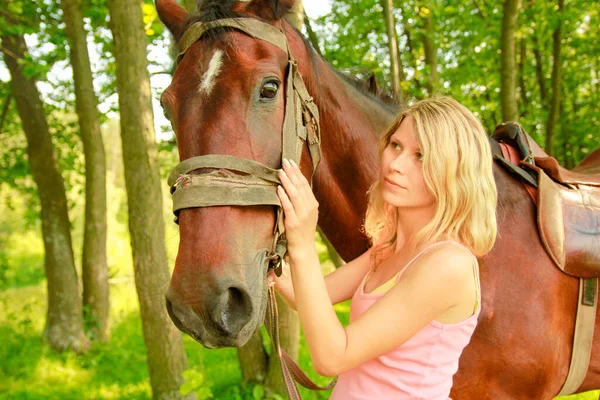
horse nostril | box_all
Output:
[226,287,245,315]
[165,298,178,323]
[215,286,252,336]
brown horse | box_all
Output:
[156,0,600,398]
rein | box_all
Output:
[168,17,335,398]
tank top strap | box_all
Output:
[394,240,481,313]
[443,241,481,313]
[394,240,459,281]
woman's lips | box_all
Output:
[384,177,406,190]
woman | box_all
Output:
[269,96,497,399]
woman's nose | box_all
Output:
[389,154,407,174]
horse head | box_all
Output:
[156,0,320,348]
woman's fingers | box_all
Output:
[283,159,310,194]
[277,185,297,223]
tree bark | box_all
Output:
[500,0,521,122]
[398,13,424,96]
[381,0,405,104]
[107,1,193,398]
[419,2,439,95]
[0,93,11,133]
[1,32,89,353]
[61,0,110,342]
[531,33,547,102]
[518,38,529,118]
[545,0,564,155]
[236,330,268,383]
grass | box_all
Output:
[0,186,598,400]
[0,280,598,400]
[0,280,337,399]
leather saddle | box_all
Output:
[492,122,600,281]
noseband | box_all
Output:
[167,18,322,276]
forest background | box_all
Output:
[0,0,599,399]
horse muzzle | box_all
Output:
[165,251,270,348]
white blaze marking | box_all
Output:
[199,50,223,96]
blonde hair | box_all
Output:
[364,96,497,266]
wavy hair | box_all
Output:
[364,97,497,267]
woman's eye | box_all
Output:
[260,81,279,100]
[390,142,401,150]
[416,153,424,161]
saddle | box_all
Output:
[492,122,600,280]
[493,122,600,396]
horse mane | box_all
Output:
[182,0,398,110]
[185,0,294,30]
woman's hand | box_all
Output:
[277,158,319,254]
[267,262,297,309]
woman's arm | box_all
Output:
[291,244,475,377]
[269,248,373,310]
[276,159,476,377]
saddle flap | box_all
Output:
[562,185,600,278]
[537,169,566,268]
[534,165,600,278]
[536,156,600,187]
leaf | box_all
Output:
[179,368,206,395]
[252,384,265,400]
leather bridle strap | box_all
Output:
[168,18,332,398]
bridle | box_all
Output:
[166,17,335,398]
[167,17,321,278]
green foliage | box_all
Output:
[312,0,600,163]
[180,368,213,399]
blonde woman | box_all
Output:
[269,97,497,400]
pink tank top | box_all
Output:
[330,241,480,400]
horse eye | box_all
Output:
[260,81,279,100]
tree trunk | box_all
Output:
[531,32,547,102]
[398,12,424,96]
[419,2,439,95]
[107,1,193,398]
[545,0,564,155]
[1,32,89,353]
[236,330,268,383]
[61,0,110,342]
[381,0,405,104]
[0,93,12,133]
[500,0,521,122]
[518,38,529,118]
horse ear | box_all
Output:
[246,0,296,22]
[156,0,189,42]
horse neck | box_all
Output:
[294,40,398,260]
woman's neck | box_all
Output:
[395,206,438,252]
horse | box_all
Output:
[155,0,600,398]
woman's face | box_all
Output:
[380,115,436,211]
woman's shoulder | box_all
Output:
[403,241,476,284]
